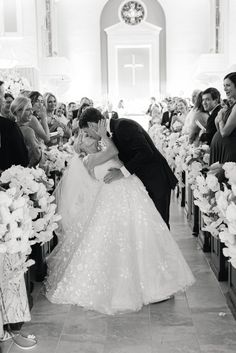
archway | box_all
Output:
[100,0,166,106]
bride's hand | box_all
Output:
[96,119,107,138]
[83,154,95,172]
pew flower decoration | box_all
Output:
[0,165,60,245]
[164,132,181,168]
[0,187,35,278]
[150,125,171,154]
[214,162,236,268]
[185,144,210,188]
[174,135,189,186]
[223,162,236,195]
[172,121,183,132]
[217,186,236,269]
[0,188,33,255]
[193,173,223,237]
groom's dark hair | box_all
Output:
[79,107,104,128]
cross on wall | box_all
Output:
[124,54,144,86]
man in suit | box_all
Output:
[146,97,157,116]
[199,87,221,145]
[79,108,178,229]
[0,95,29,172]
[161,100,177,129]
[103,102,118,120]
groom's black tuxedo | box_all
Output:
[110,118,178,228]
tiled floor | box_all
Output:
[2,196,236,353]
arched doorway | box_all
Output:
[100,0,166,107]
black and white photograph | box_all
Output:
[1,0,236,352]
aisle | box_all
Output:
[2,196,236,353]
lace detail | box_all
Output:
[0,254,31,324]
[45,160,195,314]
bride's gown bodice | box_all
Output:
[45,153,195,315]
[93,158,122,181]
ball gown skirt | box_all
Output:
[45,157,195,315]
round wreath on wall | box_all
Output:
[120,1,146,26]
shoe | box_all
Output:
[12,333,37,350]
[0,330,16,341]
[152,295,174,304]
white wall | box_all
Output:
[227,0,236,69]
[56,0,103,101]
[55,0,211,100]
[0,0,38,68]
[159,0,211,96]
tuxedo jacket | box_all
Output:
[161,111,176,129]
[200,104,221,145]
[0,116,29,171]
[103,110,119,120]
[110,118,178,199]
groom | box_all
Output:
[79,108,178,228]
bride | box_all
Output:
[45,120,195,315]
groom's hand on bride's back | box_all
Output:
[104,168,124,184]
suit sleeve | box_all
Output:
[10,124,29,167]
[116,122,154,174]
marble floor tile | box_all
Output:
[20,312,67,338]
[191,311,236,346]
[56,335,104,353]
[1,339,13,353]
[151,325,197,344]
[150,295,190,315]
[31,294,71,315]
[152,338,201,353]
[8,336,59,353]
[106,315,150,343]
[186,282,227,311]
[104,337,152,353]
[200,344,236,353]
[63,307,107,339]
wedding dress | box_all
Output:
[45,155,194,315]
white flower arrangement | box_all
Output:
[184,144,210,189]
[0,70,31,97]
[0,188,33,255]
[172,121,183,132]
[214,163,236,268]
[193,173,223,237]
[149,124,171,155]
[43,144,74,175]
[0,187,36,281]
[148,125,236,269]
[0,165,61,246]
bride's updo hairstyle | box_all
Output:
[79,107,104,128]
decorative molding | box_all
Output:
[105,20,162,102]
[119,1,147,26]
